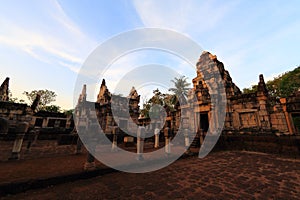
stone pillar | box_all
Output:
[75,136,83,154]
[164,127,171,155]
[199,129,204,146]
[280,98,294,134]
[31,128,40,146]
[75,126,85,154]
[111,127,118,152]
[10,122,29,160]
[257,74,271,131]
[26,128,38,153]
[184,129,190,147]
[136,126,145,160]
[83,122,98,171]
[84,152,96,171]
[154,128,160,148]
[42,118,48,128]
[184,128,192,155]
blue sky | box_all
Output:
[0,0,299,109]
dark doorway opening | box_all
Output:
[34,118,43,127]
[200,113,209,132]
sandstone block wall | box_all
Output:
[270,112,289,133]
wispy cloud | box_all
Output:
[132,0,300,90]
[0,0,96,73]
[133,0,238,35]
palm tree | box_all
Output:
[168,76,191,102]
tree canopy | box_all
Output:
[140,76,191,118]
[140,89,175,118]
[168,75,191,100]
[243,66,300,98]
[8,90,25,103]
[43,105,61,113]
[23,89,58,111]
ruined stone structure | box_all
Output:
[0,101,33,131]
[284,91,300,134]
[75,80,140,136]
[32,111,73,129]
[0,77,9,102]
[0,77,76,160]
[181,51,295,136]
[0,78,73,134]
[75,51,299,138]
[0,77,34,132]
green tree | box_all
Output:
[243,66,300,98]
[140,89,176,118]
[44,105,61,113]
[140,97,151,118]
[64,109,74,115]
[168,76,191,101]
[278,67,300,97]
[8,90,25,103]
[243,85,258,94]
[23,89,57,111]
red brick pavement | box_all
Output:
[1,151,300,200]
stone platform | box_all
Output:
[0,151,299,199]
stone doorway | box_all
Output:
[200,113,209,133]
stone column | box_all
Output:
[84,152,96,171]
[111,127,118,152]
[42,118,48,128]
[75,126,85,154]
[75,136,83,154]
[184,129,190,147]
[26,128,37,153]
[31,128,40,146]
[164,127,171,155]
[184,128,191,155]
[154,128,160,148]
[83,122,98,171]
[199,129,204,146]
[10,122,29,160]
[280,98,294,134]
[136,126,145,160]
[257,74,271,131]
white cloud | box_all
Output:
[0,0,96,73]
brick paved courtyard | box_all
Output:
[2,151,300,200]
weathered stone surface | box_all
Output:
[0,77,9,101]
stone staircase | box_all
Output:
[190,133,200,148]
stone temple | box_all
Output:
[74,51,299,140]
[1,51,300,161]
[182,51,294,136]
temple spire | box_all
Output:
[0,77,9,101]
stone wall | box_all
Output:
[184,51,298,136]
[76,80,140,135]
[0,140,78,161]
[270,112,289,133]
[32,111,73,130]
[0,102,33,130]
[214,135,300,158]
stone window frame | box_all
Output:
[235,109,259,129]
